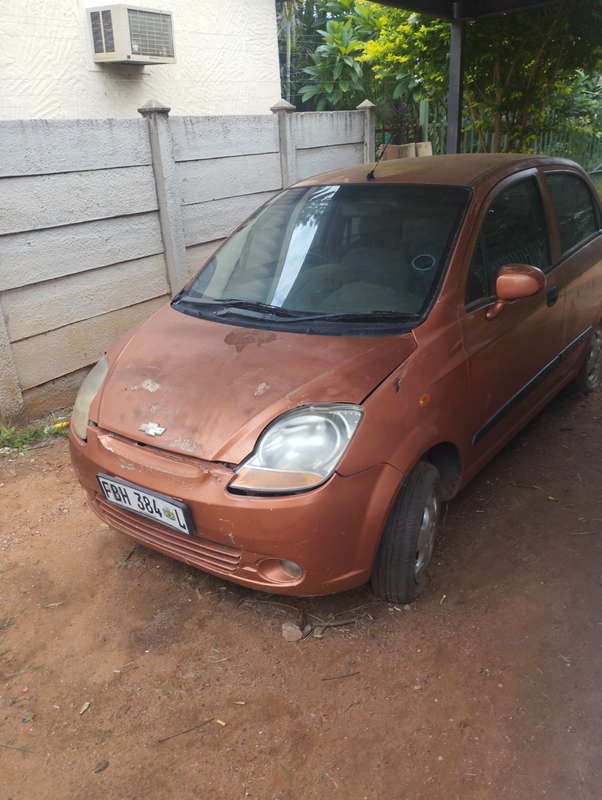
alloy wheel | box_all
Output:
[415,486,439,581]
[585,326,602,389]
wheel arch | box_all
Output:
[419,441,462,501]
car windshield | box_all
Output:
[177,183,470,324]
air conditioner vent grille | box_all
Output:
[90,9,116,53]
[102,9,115,52]
[90,11,105,53]
[128,8,174,58]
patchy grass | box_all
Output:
[0,741,32,754]
[0,424,45,451]
[0,418,70,458]
[0,663,46,681]
[0,563,22,575]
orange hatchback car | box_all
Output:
[70,154,602,603]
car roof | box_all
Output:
[296,153,582,189]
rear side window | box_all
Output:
[465,177,549,306]
[544,172,599,255]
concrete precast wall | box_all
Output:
[293,111,366,182]
[0,103,375,425]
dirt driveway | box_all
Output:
[1,386,601,800]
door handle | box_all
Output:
[546,286,559,307]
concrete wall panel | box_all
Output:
[12,296,169,391]
[182,191,277,247]
[186,240,225,277]
[177,154,282,206]
[2,255,169,342]
[295,143,365,182]
[22,366,94,421]
[171,116,279,162]
[293,112,364,149]
[0,166,158,235]
[0,213,164,292]
[0,119,151,178]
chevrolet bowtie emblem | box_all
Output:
[139,422,166,437]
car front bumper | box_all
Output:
[69,425,403,596]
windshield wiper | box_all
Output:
[274,310,416,323]
[174,296,311,320]
[174,296,414,324]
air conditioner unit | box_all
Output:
[87,5,176,65]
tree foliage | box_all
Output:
[298,1,383,110]
[547,71,602,134]
[276,1,322,104]
[360,12,449,101]
[466,2,602,151]
[361,1,602,152]
[277,0,428,123]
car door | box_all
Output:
[458,170,566,478]
[541,169,602,381]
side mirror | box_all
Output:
[486,263,546,320]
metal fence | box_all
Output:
[385,100,602,172]
[459,127,602,172]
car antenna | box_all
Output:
[366,136,390,181]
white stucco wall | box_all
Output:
[0,0,281,120]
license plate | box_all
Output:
[97,474,194,536]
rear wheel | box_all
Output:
[572,321,602,394]
[371,461,441,604]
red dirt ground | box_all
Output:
[1,386,601,799]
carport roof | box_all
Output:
[375,0,563,21]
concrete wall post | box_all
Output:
[138,100,189,296]
[0,313,27,426]
[270,99,297,188]
[357,99,376,164]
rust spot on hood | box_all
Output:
[131,378,161,393]
[224,329,277,353]
[254,382,270,396]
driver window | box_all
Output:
[544,172,599,255]
[465,177,549,307]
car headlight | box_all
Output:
[71,355,109,440]
[230,404,363,494]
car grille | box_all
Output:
[91,491,241,574]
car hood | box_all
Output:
[98,304,417,464]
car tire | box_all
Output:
[572,320,602,394]
[371,461,441,604]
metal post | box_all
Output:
[419,99,429,143]
[446,19,464,155]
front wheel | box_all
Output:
[371,461,441,604]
